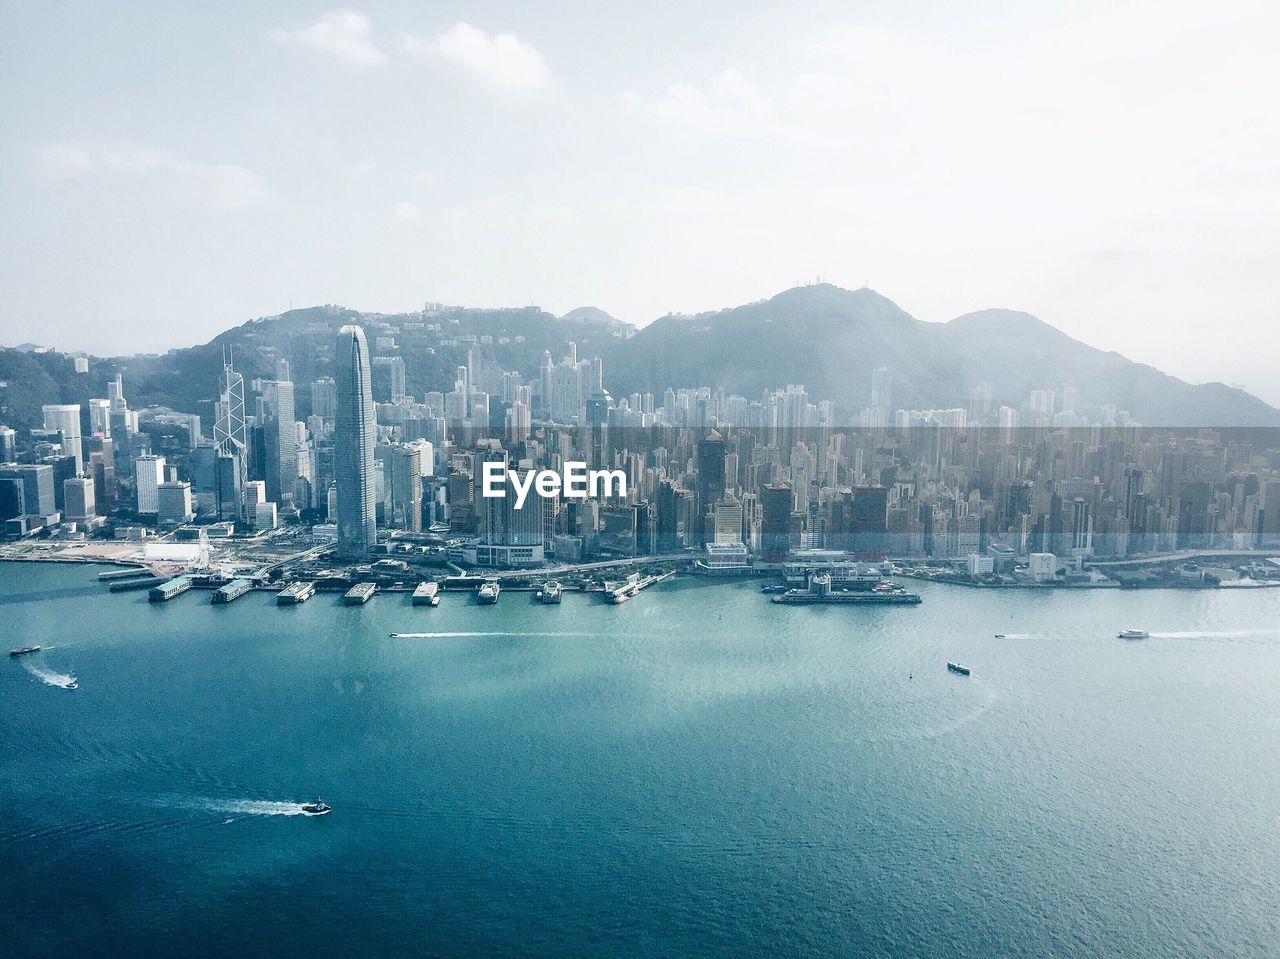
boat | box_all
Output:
[477,582,500,605]
[994,633,1006,639]
[1118,628,1149,639]
[537,582,562,604]
[301,799,331,816]
[947,662,972,676]
[9,646,41,657]
[64,681,78,690]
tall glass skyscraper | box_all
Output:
[334,325,376,558]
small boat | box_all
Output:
[9,646,41,657]
[301,799,331,816]
[994,634,1006,639]
[947,662,972,676]
[1118,628,1149,640]
[65,681,78,690]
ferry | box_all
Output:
[412,582,440,607]
[1118,628,1149,640]
[301,799,331,816]
[343,583,378,606]
[537,582,563,604]
[947,662,972,676]
[9,645,41,657]
[477,581,500,605]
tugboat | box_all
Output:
[9,645,41,657]
[947,662,972,676]
[1117,628,1149,640]
[301,799,331,816]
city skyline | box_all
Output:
[3,2,1280,404]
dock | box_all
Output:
[606,570,675,604]
[148,576,193,603]
[98,567,155,582]
[109,576,163,593]
[343,583,378,606]
[411,582,440,606]
[211,578,255,604]
[277,581,316,605]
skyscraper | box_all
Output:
[334,326,376,558]
[42,404,84,475]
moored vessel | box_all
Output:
[537,582,562,604]
[477,581,500,605]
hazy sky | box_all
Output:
[2,1,1278,403]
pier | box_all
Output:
[343,583,378,606]
[411,582,440,606]
[277,581,316,605]
[211,579,255,604]
[148,576,193,603]
[605,570,676,604]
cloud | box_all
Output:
[273,10,386,67]
[642,69,780,138]
[392,200,423,222]
[403,23,550,92]
[34,144,269,211]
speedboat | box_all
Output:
[301,799,331,816]
[10,646,41,657]
[1118,628,1149,640]
[994,634,1006,639]
[947,662,972,676]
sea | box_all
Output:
[3,562,1280,957]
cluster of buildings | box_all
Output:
[4,325,1280,583]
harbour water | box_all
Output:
[4,562,1280,957]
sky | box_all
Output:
[1,0,1278,404]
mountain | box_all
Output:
[2,284,1276,430]
[559,306,625,328]
[603,285,1280,426]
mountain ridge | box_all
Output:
[1,284,1276,429]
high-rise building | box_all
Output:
[334,326,376,558]
[0,464,55,517]
[761,483,794,563]
[871,367,892,412]
[134,454,165,515]
[157,481,194,525]
[372,356,407,403]
[310,377,337,419]
[42,404,84,475]
[63,476,95,521]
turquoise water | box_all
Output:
[4,563,1280,957]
